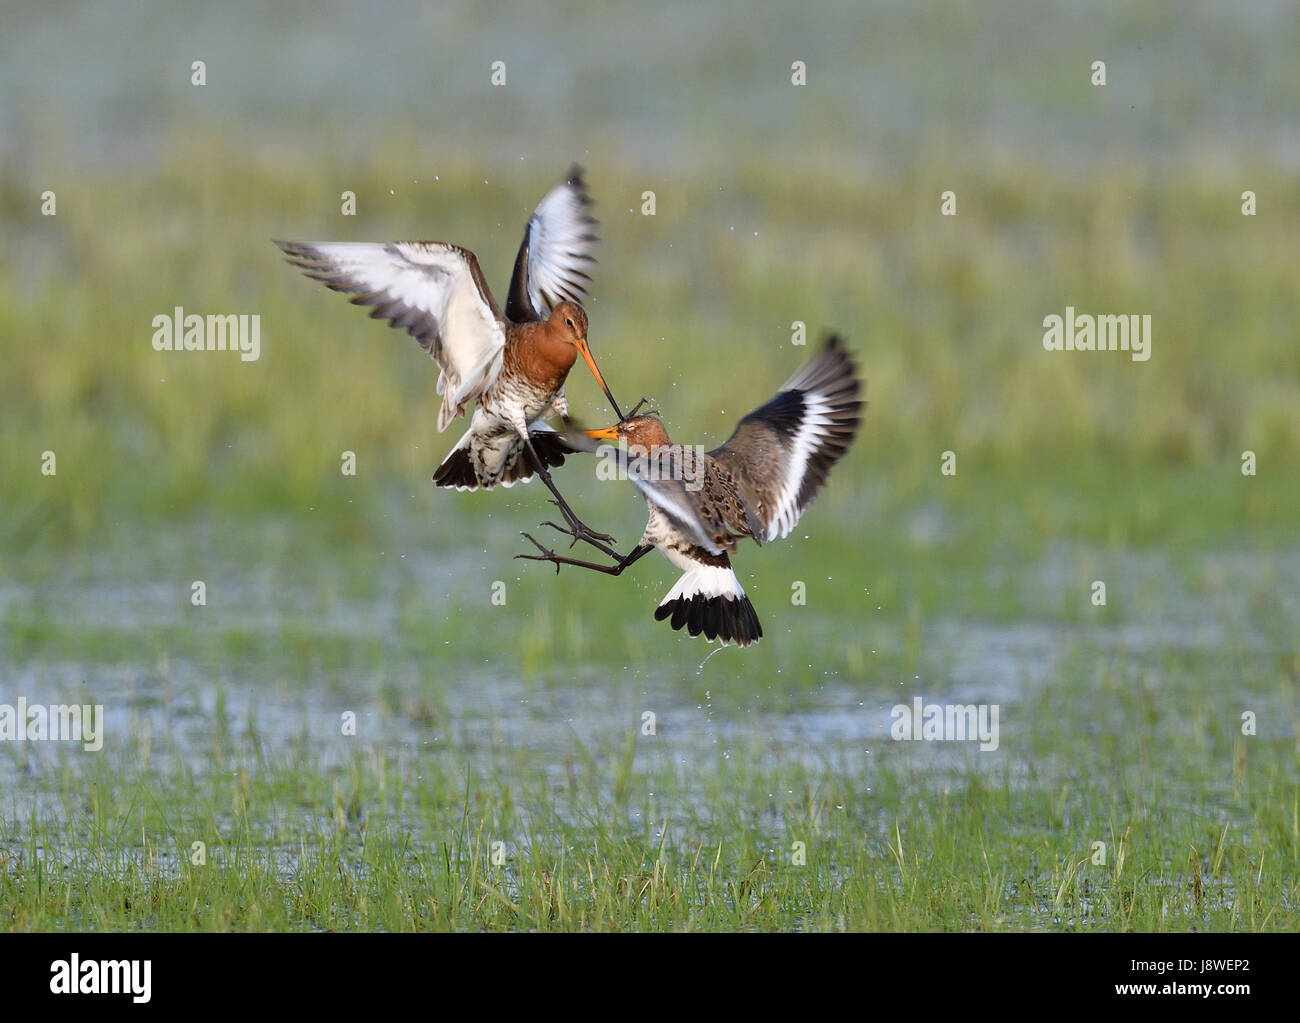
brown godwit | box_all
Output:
[275,166,624,539]
[518,336,863,646]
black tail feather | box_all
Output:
[432,446,477,489]
[433,430,569,490]
[500,431,569,486]
[654,593,763,647]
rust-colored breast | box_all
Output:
[508,321,577,393]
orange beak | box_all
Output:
[583,425,620,441]
[574,337,624,420]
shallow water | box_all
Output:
[3,521,1294,832]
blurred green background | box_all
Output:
[3,0,1297,548]
[1,1,1298,930]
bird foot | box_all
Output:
[539,521,582,549]
[516,532,563,574]
[545,501,615,546]
[623,397,658,420]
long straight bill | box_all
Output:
[574,337,624,421]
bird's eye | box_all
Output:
[565,318,574,328]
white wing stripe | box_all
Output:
[766,394,837,541]
[521,175,598,319]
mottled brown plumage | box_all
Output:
[519,336,864,646]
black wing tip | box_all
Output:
[564,163,588,190]
[274,238,310,261]
[654,593,763,647]
[819,331,858,378]
[563,164,597,220]
[790,332,864,407]
[274,239,340,277]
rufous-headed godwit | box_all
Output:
[275,166,624,540]
[519,336,863,645]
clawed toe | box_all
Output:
[540,518,614,548]
[575,523,616,544]
[516,532,562,574]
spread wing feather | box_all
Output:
[276,239,506,431]
[708,336,863,541]
[504,166,599,323]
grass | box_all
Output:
[2,1,1298,931]
[3,687,1295,931]
[2,482,1296,930]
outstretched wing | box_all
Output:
[275,240,507,431]
[707,336,864,542]
[504,166,599,323]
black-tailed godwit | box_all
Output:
[519,336,863,646]
[275,166,623,539]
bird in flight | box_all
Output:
[275,166,624,540]
[520,336,863,646]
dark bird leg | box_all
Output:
[537,514,627,557]
[517,532,653,576]
[520,433,615,544]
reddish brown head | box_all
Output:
[546,300,588,343]
[585,414,672,451]
[543,301,621,417]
